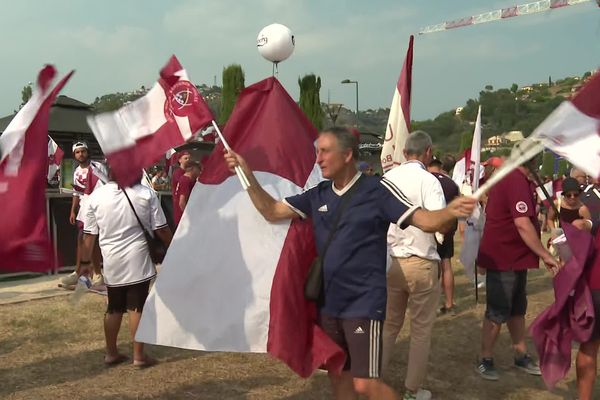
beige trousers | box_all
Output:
[382,256,440,392]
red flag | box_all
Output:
[0,66,73,272]
[87,55,214,186]
[137,77,345,377]
[47,136,63,181]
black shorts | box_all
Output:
[437,233,455,259]
[318,314,383,378]
[106,280,151,314]
[485,270,528,324]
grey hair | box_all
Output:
[570,167,586,178]
[404,130,432,157]
[320,126,359,160]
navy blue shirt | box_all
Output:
[285,174,416,320]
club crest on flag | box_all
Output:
[165,80,200,119]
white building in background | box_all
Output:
[481,131,524,152]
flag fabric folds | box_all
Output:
[87,55,214,187]
[381,35,414,172]
[0,66,73,272]
[531,72,600,178]
[137,77,345,377]
[47,135,63,181]
[530,223,596,388]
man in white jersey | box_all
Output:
[382,131,447,400]
[80,168,172,367]
[60,141,107,288]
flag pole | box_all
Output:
[527,164,560,220]
[210,121,250,190]
[473,138,545,200]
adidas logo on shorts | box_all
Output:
[354,326,365,334]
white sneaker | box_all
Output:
[403,389,432,400]
[91,273,105,287]
[59,271,78,286]
[475,275,486,289]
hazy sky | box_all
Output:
[1,0,598,120]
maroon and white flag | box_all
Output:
[87,55,214,186]
[381,35,414,172]
[137,77,345,377]
[0,66,73,272]
[47,136,63,181]
[532,72,600,178]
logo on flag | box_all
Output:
[166,80,200,119]
[87,55,214,187]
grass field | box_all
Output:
[0,237,593,399]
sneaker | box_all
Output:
[475,276,486,289]
[59,271,78,287]
[514,353,541,376]
[91,273,105,287]
[403,389,432,400]
[438,305,456,316]
[477,358,499,381]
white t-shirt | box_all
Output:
[84,182,168,286]
[383,160,446,261]
[73,161,107,224]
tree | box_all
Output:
[458,131,473,152]
[485,85,494,91]
[510,83,518,94]
[20,84,32,107]
[219,64,245,125]
[298,74,324,130]
[558,159,569,177]
[540,151,555,178]
[583,71,592,79]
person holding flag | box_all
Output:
[476,160,560,381]
[59,141,107,288]
[224,126,476,400]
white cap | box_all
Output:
[72,141,88,152]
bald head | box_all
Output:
[570,167,588,186]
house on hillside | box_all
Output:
[482,135,508,151]
[482,131,524,151]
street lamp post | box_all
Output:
[341,79,359,128]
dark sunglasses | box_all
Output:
[563,192,579,199]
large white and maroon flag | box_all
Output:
[87,55,213,187]
[137,77,345,377]
[381,35,414,172]
[47,136,63,181]
[532,72,600,178]
[0,66,73,272]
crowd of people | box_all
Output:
[58,125,600,399]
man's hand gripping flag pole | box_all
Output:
[211,121,250,190]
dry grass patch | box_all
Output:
[0,236,595,399]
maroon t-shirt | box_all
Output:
[171,168,184,224]
[478,169,540,271]
[174,175,195,225]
